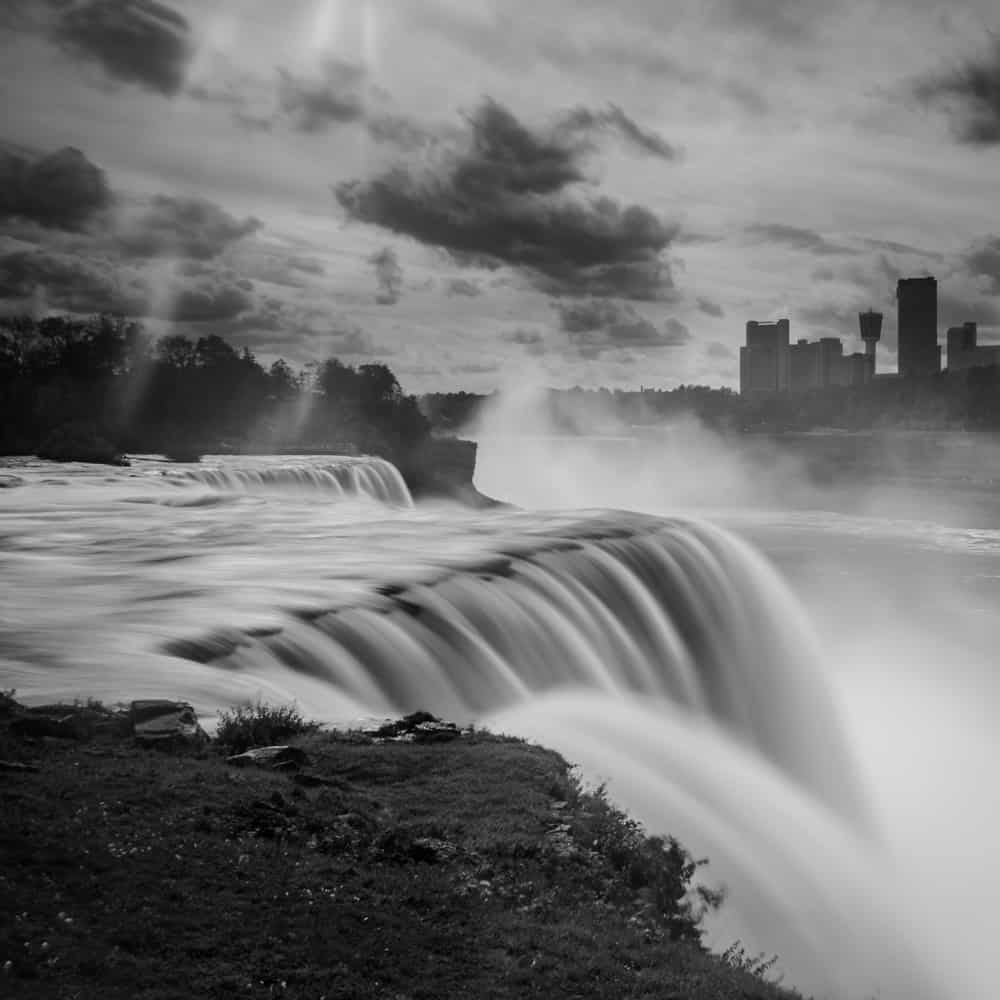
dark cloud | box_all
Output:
[914,39,1000,145]
[705,340,735,359]
[451,361,500,374]
[114,195,262,260]
[503,328,547,355]
[716,0,819,42]
[51,0,194,96]
[237,254,325,288]
[0,249,149,314]
[366,113,441,151]
[745,223,855,256]
[335,99,678,300]
[0,146,113,232]
[555,298,690,358]
[697,296,724,317]
[277,60,367,132]
[963,237,1000,293]
[159,279,252,323]
[863,237,941,258]
[446,278,482,297]
[556,105,679,160]
[369,246,403,305]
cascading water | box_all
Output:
[158,513,935,998]
[2,451,989,998]
[167,456,413,506]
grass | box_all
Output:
[0,697,797,999]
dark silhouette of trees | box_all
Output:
[0,313,429,463]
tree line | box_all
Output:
[0,313,429,463]
[422,373,1000,435]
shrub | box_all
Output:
[721,940,781,983]
[215,700,318,753]
[570,783,725,943]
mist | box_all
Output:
[466,377,1000,998]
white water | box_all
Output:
[2,445,999,998]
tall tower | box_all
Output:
[859,309,882,375]
[896,277,939,377]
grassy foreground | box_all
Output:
[1,696,795,1000]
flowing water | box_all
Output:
[2,444,999,999]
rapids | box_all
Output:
[2,449,999,998]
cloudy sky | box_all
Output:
[1,0,999,392]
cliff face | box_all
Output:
[398,437,501,506]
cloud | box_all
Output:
[914,38,1000,145]
[369,246,403,305]
[51,0,194,96]
[745,223,855,256]
[715,0,821,42]
[0,248,149,314]
[556,105,679,160]
[277,60,367,133]
[963,237,1000,293]
[555,298,691,357]
[697,296,724,317]
[114,195,262,260]
[705,340,735,359]
[158,277,252,323]
[503,327,548,355]
[446,278,482,297]
[335,99,679,300]
[0,147,113,232]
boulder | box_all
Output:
[226,745,311,770]
[129,700,206,745]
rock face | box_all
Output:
[398,438,503,507]
[129,700,206,745]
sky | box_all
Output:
[1,0,999,393]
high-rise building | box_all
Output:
[896,277,940,377]
[947,322,1000,371]
[739,319,790,395]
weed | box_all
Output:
[215,700,318,753]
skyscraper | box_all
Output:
[739,319,790,395]
[896,277,940,377]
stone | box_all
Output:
[226,745,311,770]
[129,700,206,744]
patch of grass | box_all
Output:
[0,698,799,1000]
[215,700,319,754]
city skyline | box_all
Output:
[1,1,1000,394]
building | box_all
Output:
[740,319,790,395]
[947,322,1000,372]
[741,320,873,395]
[859,310,882,366]
[896,277,940,377]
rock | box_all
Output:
[226,745,311,770]
[129,700,206,745]
[9,713,86,741]
[0,474,24,488]
[372,711,461,742]
[412,721,461,743]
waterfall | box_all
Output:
[169,456,413,506]
[164,515,864,819]
[158,512,947,997]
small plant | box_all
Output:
[721,940,781,983]
[215,699,318,753]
